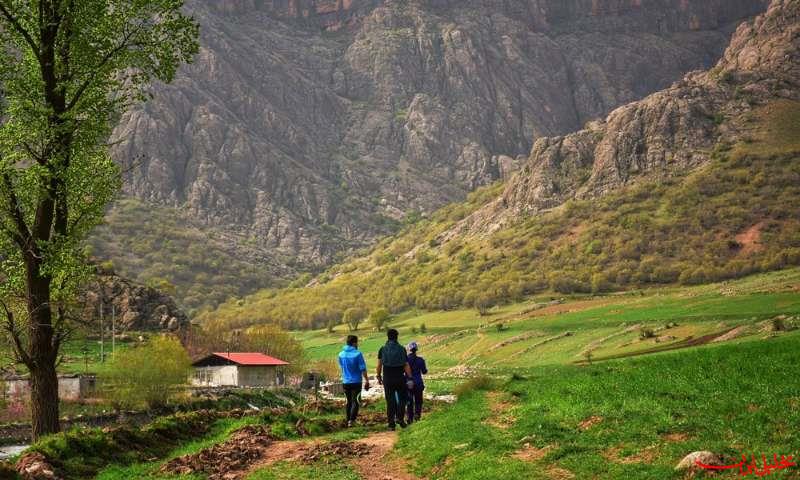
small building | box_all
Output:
[191,352,289,388]
[3,374,96,401]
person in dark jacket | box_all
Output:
[338,335,370,427]
[376,329,413,430]
[405,341,428,424]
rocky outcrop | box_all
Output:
[106,0,769,300]
[448,0,798,236]
[81,274,190,332]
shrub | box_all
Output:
[369,308,391,331]
[100,336,191,410]
[454,374,494,396]
[343,307,367,332]
[639,328,656,340]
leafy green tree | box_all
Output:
[369,308,390,331]
[0,0,197,438]
[242,324,306,375]
[101,336,191,410]
[343,307,366,332]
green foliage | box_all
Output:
[241,325,306,375]
[343,307,367,332]
[100,336,191,409]
[90,198,279,315]
[453,374,495,397]
[369,308,391,331]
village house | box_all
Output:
[191,352,289,388]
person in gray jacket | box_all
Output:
[376,329,413,430]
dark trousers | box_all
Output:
[343,383,362,422]
[406,385,424,423]
[383,379,407,427]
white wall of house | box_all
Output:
[3,375,95,401]
[192,365,238,387]
[191,365,280,387]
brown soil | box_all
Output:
[160,425,274,480]
[512,444,554,462]
[350,431,423,480]
[484,392,517,430]
[547,465,576,479]
[578,415,603,431]
[711,325,750,343]
[603,445,660,464]
[735,222,765,255]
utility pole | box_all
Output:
[99,305,104,364]
[111,305,116,356]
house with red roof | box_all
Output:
[191,352,289,387]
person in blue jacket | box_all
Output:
[338,335,370,427]
[405,341,428,424]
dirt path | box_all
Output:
[349,431,424,480]
[230,430,424,480]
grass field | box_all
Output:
[296,269,800,378]
[396,332,800,479]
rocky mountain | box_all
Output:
[199,0,800,330]
[103,0,769,309]
[447,0,799,237]
[81,272,190,333]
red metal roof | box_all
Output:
[211,352,289,366]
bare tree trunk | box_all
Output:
[29,361,60,440]
[25,258,61,440]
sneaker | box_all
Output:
[398,420,408,429]
[346,420,353,428]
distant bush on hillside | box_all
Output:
[89,198,281,315]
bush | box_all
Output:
[369,308,391,331]
[343,307,367,332]
[454,374,495,397]
[639,328,656,340]
[100,336,191,410]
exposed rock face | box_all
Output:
[448,0,798,236]
[81,274,190,332]
[109,0,769,287]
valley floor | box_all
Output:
[7,270,799,479]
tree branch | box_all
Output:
[0,299,33,368]
[0,0,40,58]
[66,24,144,112]
[0,172,32,249]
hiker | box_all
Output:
[338,335,370,427]
[376,328,413,430]
[405,341,428,424]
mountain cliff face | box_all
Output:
[448,0,798,237]
[198,0,800,329]
[105,0,769,308]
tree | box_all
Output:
[101,336,191,410]
[369,308,390,331]
[242,324,306,375]
[0,0,198,439]
[343,307,366,332]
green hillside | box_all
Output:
[295,269,800,390]
[89,198,288,315]
[199,101,800,331]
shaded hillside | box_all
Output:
[96,0,769,309]
[198,0,800,330]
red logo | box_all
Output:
[696,454,796,477]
